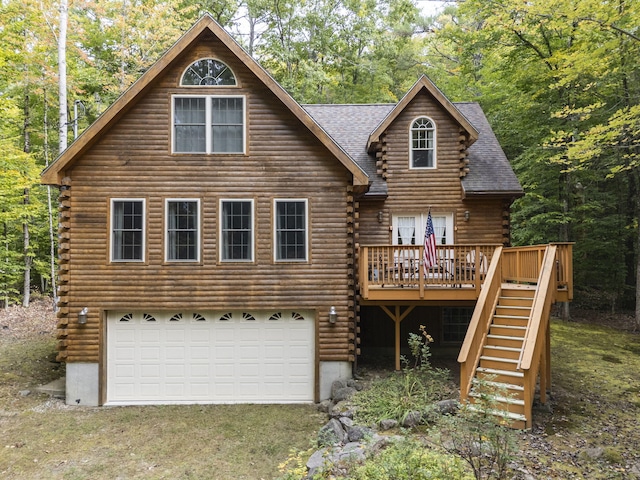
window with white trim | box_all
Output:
[392,213,453,245]
[166,199,200,262]
[410,117,436,169]
[111,199,145,262]
[173,95,245,154]
[275,199,308,261]
[221,199,253,261]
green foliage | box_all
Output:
[353,327,453,425]
[434,380,517,480]
[347,438,472,480]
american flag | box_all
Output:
[423,212,437,274]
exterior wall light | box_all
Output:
[377,211,384,223]
[464,210,470,221]
[329,306,337,324]
[78,307,88,324]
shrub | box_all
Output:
[347,438,473,480]
[433,379,517,480]
[352,327,454,426]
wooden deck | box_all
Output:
[358,243,573,303]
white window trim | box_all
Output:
[391,212,453,246]
[219,198,255,263]
[171,94,246,154]
[164,198,201,263]
[179,57,238,87]
[110,198,146,263]
[409,116,437,170]
[274,199,309,262]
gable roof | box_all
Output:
[303,102,523,199]
[41,14,369,187]
[366,75,479,152]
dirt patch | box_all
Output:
[0,297,57,342]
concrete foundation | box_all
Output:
[319,361,352,400]
[65,363,99,406]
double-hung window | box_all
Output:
[173,96,245,154]
[410,117,436,169]
[166,199,200,262]
[111,199,145,262]
[220,199,253,261]
[275,199,308,261]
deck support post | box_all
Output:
[380,305,416,371]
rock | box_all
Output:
[347,425,372,442]
[402,410,422,428]
[379,418,398,430]
[331,380,348,399]
[333,386,356,402]
[306,447,329,477]
[19,390,31,397]
[318,418,348,447]
[582,447,604,460]
[333,442,366,463]
[330,400,354,418]
[347,379,363,391]
[434,399,459,415]
[316,399,332,413]
[339,416,354,428]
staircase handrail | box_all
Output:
[458,245,503,399]
[518,245,557,371]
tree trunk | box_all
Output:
[22,95,31,308]
[58,0,68,153]
[636,174,640,331]
[43,85,59,311]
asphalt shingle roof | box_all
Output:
[303,102,523,198]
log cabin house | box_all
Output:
[41,15,573,428]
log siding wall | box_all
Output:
[57,34,354,364]
[358,93,507,247]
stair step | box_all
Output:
[480,355,518,364]
[492,315,529,327]
[486,334,525,348]
[473,379,524,392]
[476,367,524,383]
[490,325,527,337]
[484,345,521,353]
[469,392,525,406]
[483,345,521,360]
[466,404,527,426]
[479,356,520,371]
[494,314,529,321]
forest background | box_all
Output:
[1,0,639,324]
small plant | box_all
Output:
[433,379,517,480]
[348,437,473,480]
[353,326,453,426]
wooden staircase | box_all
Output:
[470,285,535,429]
[459,244,561,430]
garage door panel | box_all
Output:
[107,311,314,404]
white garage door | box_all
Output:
[106,310,314,404]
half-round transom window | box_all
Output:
[181,59,236,86]
[410,117,436,169]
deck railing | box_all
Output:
[359,244,501,298]
[502,243,573,301]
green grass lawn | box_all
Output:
[0,338,325,480]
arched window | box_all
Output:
[181,59,236,86]
[410,117,436,168]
